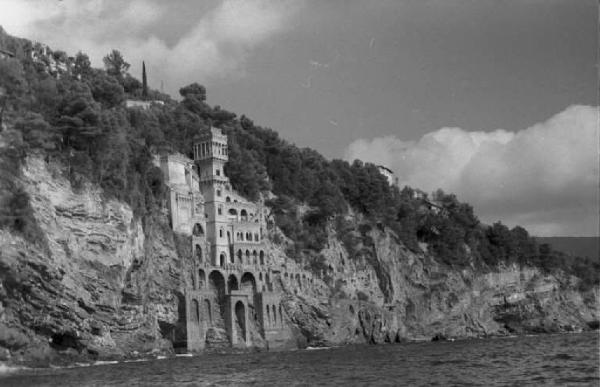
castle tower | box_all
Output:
[193,127,231,267]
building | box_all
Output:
[161,127,293,352]
[377,165,398,186]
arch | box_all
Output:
[219,253,226,267]
[193,223,204,236]
[228,208,237,218]
[226,196,231,203]
[246,232,251,240]
[228,274,239,292]
[198,269,206,289]
[219,228,223,238]
[259,251,265,265]
[240,209,248,222]
[195,244,203,263]
[252,250,257,264]
[204,299,212,323]
[193,299,200,323]
[254,233,259,242]
[235,301,246,342]
[245,250,250,264]
[241,272,257,294]
[208,271,226,298]
[237,249,243,262]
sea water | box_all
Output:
[1,332,598,386]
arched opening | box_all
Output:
[237,249,242,262]
[193,299,200,323]
[204,299,212,323]
[259,251,265,265]
[209,271,226,298]
[228,274,239,292]
[241,272,257,294]
[246,232,251,240]
[228,208,237,220]
[245,250,250,264]
[252,250,257,264]
[195,244,202,263]
[226,196,231,203]
[272,305,277,323]
[254,233,259,242]
[198,269,206,289]
[279,305,283,324]
[266,305,270,324]
[193,223,204,236]
[230,250,235,264]
[241,209,248,222]
[234,301,246,342]
[219,228,223,238]
[219,253,226,267]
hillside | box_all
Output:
[0,27,598,367]
[535,237,599,260]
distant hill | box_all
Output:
[535,237,599,260]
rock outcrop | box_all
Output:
[0,154,597,366]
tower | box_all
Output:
[193,127,230,267]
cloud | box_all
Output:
[344,105,599,236]
[0,0,300,96]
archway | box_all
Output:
[241,209,248,222]
[195,244,202,263]
[208,271,226,298]
[198,269,206,289]
[193,223,204,236]
[241,272,257,294]
[235,301,246,342]
[228,274,239,292]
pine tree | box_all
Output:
[142,61,148,99]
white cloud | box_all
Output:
[344,105,600,236]
[0,0,300,95]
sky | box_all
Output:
[0,0,598,236]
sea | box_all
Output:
[1,332,598,386]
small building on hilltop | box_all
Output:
[377,165,398,186]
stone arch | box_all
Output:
[259,251,265,265]
[195,244,203,263]
[228,208,237,218]
[241,272,257,294]
[193,223,204,236]
[228,274,239,292]
[209,271,226,298]
[198,269,206,289]
[204,299,212,323]
[219,253,226,267]
[235,301,246,342]
[241,209,248,221]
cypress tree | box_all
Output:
[142,61,148,99]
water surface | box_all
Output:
[2,332,598,386]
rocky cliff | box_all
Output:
[0,152,598,366]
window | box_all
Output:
[217,189,221,197]
[219,229,223,238]
[216,169,220,176]
[218,206,222,215]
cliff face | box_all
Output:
[0,155,597,366]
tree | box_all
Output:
[14,112,59,151]
[73,52,92,79]
[87,69,125,108]
[56,80,101,151]
[103,49,130,81]
[142,61,148,98]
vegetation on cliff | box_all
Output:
[0,27,597,290]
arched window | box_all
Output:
[218,206,223,215]
[272,305,277,323]
[226,196,231,202]
[259,251,265,265]
[241,209,248,222]
[254,233,259,242]
[219,253,226,267]
[266,304,270,323]
[219,228,223,238]
[252,250,257,264]
[196,245,202,263]
[245,250,250,264]
[193,224,204,236]
[216,189,221,197]
[237,249,242,262]
[216,169,220,176]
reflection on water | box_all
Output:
[2,332,598,386]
